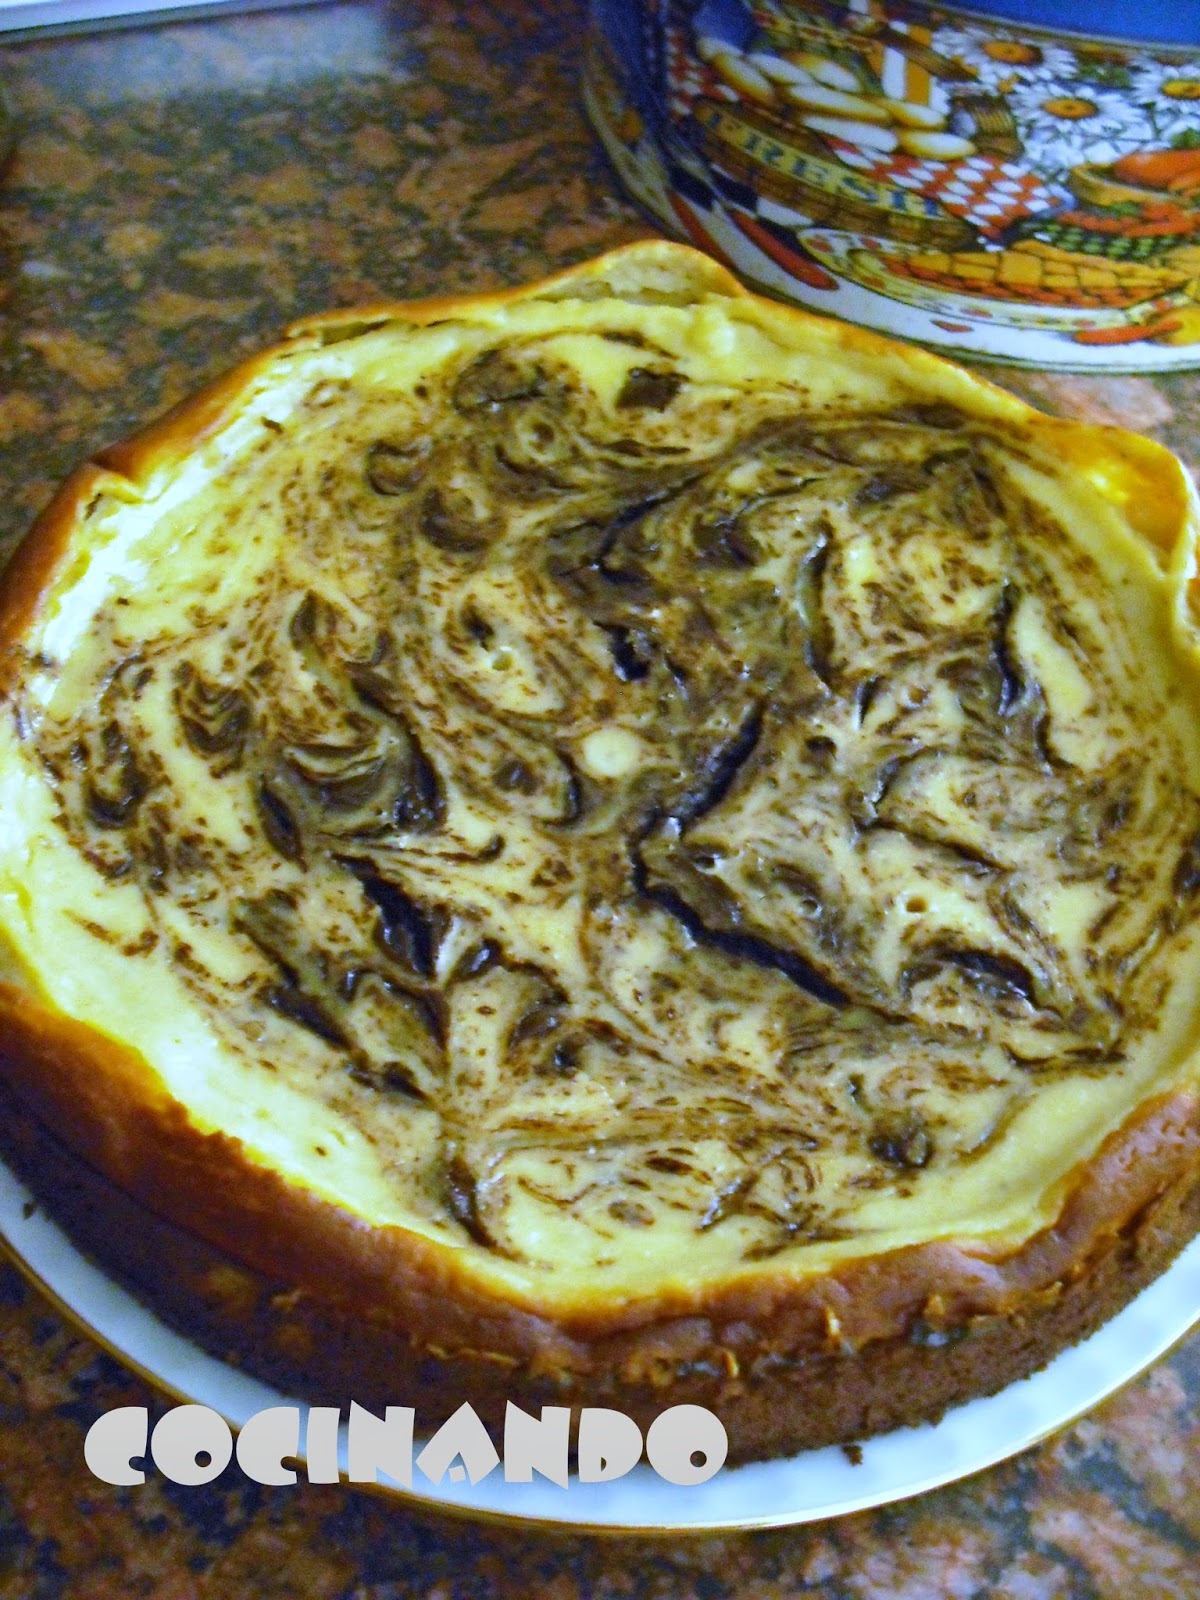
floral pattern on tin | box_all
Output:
[587,0,1200,359]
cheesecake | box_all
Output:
[2,241,1199,1459]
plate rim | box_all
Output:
[2,1154,1199,1534]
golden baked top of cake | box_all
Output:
[3,242,1200,1315]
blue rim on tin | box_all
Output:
[584,0,1200,370]
[950,3,1200,49]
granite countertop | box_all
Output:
[1,3,1198,1595]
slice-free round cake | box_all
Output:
[2,241,1200,1459]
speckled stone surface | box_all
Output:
[0,3,1199,1595]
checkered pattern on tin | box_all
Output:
[666,25,712,121]
[661,25,1058,239]
[838,144,1057,238]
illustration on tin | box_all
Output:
[584,0,1200,365]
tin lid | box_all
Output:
[949,2,1200,47]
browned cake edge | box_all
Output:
[2,240,1199,1459]
[1,238,1190,680]
[1,982,1198,1460]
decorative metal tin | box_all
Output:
[584,1,1200,368]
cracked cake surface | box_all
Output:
[3,242,1200,1451]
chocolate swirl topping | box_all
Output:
[21,334,1200,1270]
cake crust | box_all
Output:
[1,1055,1196,1459]
[2,241,1200,1459]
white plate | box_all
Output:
[1,1151,1198,1532]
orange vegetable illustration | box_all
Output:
[1111,148,1200,190]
